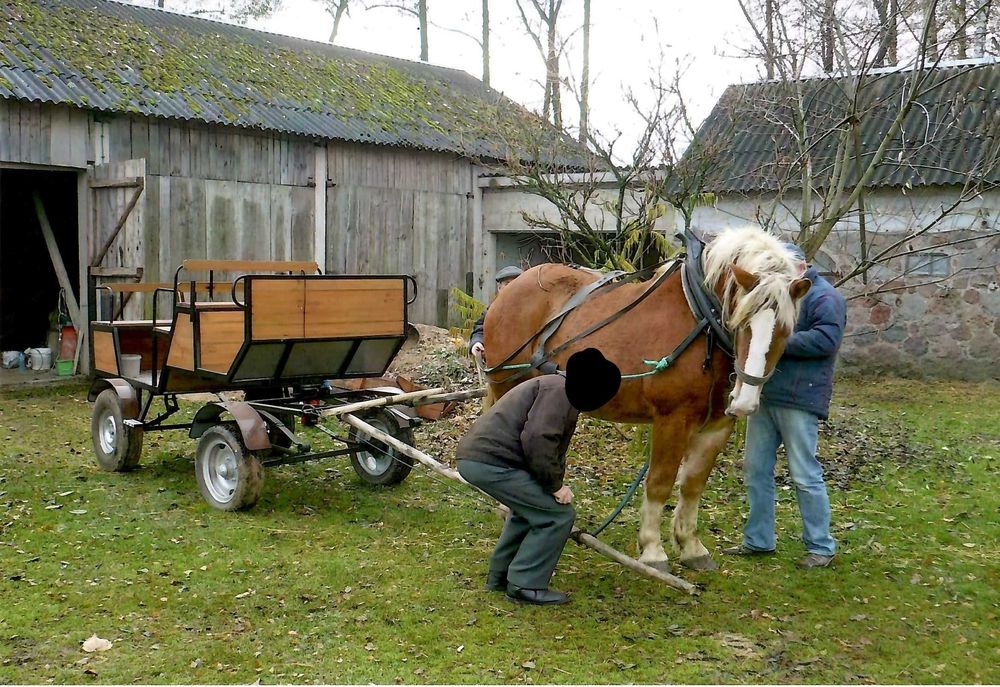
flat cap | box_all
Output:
[495,265,523,282]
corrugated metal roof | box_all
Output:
[0,0,589,166]
[690,61,1000,192]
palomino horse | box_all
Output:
[483,227,811,571]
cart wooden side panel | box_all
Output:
[93,330,117,375]
[167,313,195,370]
[304,279,404,338]
[250,279,305,341]
[199,309,245,373]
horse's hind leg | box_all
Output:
[672,416,735,571]
[637,414,690,571]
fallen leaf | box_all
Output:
[82,635,112,653]
[522,660,535,669]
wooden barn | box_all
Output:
[0,0,583,374]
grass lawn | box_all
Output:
[0,376,997,684]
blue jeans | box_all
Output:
[742,402,836,556]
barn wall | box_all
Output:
[0,100,90,167]
[326,143,474,325]
[101,115,317,284]
[691,188,1000,380]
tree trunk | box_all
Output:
[955,0,968,59]
[765,0,775,78]
[328,1,349,44]
[546,0,562,129]
[482,0,490,86]
[579,0,590,143]
[419,0,428,61]
[822,0,835,72]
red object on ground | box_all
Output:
[58,324,78,360]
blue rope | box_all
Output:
[590,433,651,537]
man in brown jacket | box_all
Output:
[456,348,621,606]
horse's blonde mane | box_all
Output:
[701,227,802,331]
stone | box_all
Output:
[896,293,928,320]
[883,325,907,343]
[963,289,981,305]
[902,335,928,356]
[951,323,972,342]
[869,303,892,325]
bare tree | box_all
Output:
[365,0,429,61]
[482,0,491,87]
[324,0,352,43]
[515,0,565,129]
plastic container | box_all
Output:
[120,354,142,378]
[55,359,74,376]
[25,348,53,370]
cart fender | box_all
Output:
[190,401,271,451]
[87,378,139,418]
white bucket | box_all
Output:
[25,347,53,370]
[120,354,142,378]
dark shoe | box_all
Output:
[505,584,569,606]
[797,553,834,568]
[484,570,508,592]
[721,544,776,556]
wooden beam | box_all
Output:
[88,176,142,189]
[340,412,699,595]
[90,266,145,278]
[182,259,320,274]
[33,192,82,329]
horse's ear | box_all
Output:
[730,263,760,291]
[790,277,812,300]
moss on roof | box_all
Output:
[0,0,589,166]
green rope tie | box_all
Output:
[620,356,673,379]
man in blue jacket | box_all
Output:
[724,243,847,568]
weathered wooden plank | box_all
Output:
[238,182,270,259]
[0,100,11,162]
[146,120,162,175]
[169,124,189,177]
[156,175,172,280]
[290,185,314,262]
[21,101,41,164]
[269,185,291,261]
[48,105,72,166]
[108,117,132,159]
[69,108,89,166]
[206,178,238,261]
[169,176,206,267]
[130,117,149,162]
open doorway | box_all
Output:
[0,167,80,377]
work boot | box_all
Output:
[505,584,569,605]
[721,544,776,556]
[797,553,834,568]
[484,570,508,592]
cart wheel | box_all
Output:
[91,389,144,472]
[195,423,264,511]
[347,409,415,486]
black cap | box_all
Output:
[565,348,621,412]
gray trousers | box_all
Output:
[457,459,575,590]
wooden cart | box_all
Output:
[87,259,432,511]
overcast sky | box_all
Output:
[244,0,763,151]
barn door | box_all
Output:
[88,159,147,321]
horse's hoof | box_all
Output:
[642,559,672,573]
[681,555,718,571]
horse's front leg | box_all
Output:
[637,414,691,571]
[672,415,735,571]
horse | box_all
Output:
[483,226,811,572]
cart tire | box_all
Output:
[195,423,264,511]
[347,410,415,486]
[91,389,144,472]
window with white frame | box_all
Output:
[905,252,950,277]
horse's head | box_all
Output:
[702,228,812,417]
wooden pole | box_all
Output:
[412,388,485,406]
[341,413,698,595]
[33,193,82,328]
[321,388,445,418]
